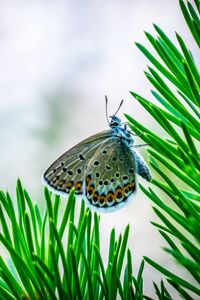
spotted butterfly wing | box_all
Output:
[84,137,136,211]
[43,130,114,196]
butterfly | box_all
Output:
[42,97,152,212]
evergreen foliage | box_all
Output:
[126,0,200,298]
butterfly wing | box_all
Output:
[43,130,114,195]
[84,136,136,212]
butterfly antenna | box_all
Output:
[113,99,124,116]
[105,95,110,124]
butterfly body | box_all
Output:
[43,114,151,212]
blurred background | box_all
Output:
[0,0,197,297]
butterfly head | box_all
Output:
[109,115,134,146]
[105,96,124,129]
[105,96,134,146]
[109,115,122,129]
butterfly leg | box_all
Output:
[132,150,152,182]
[133,143,151,148]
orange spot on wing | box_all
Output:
[114,187,125,199]
[106,191,115,203]
[86,175,92,187]
[66,181,74,188]
[99,195,106,204]
[87,184,95,195]
[124,182,135,193]
[74,181,82,191]
[93,192,99,202]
